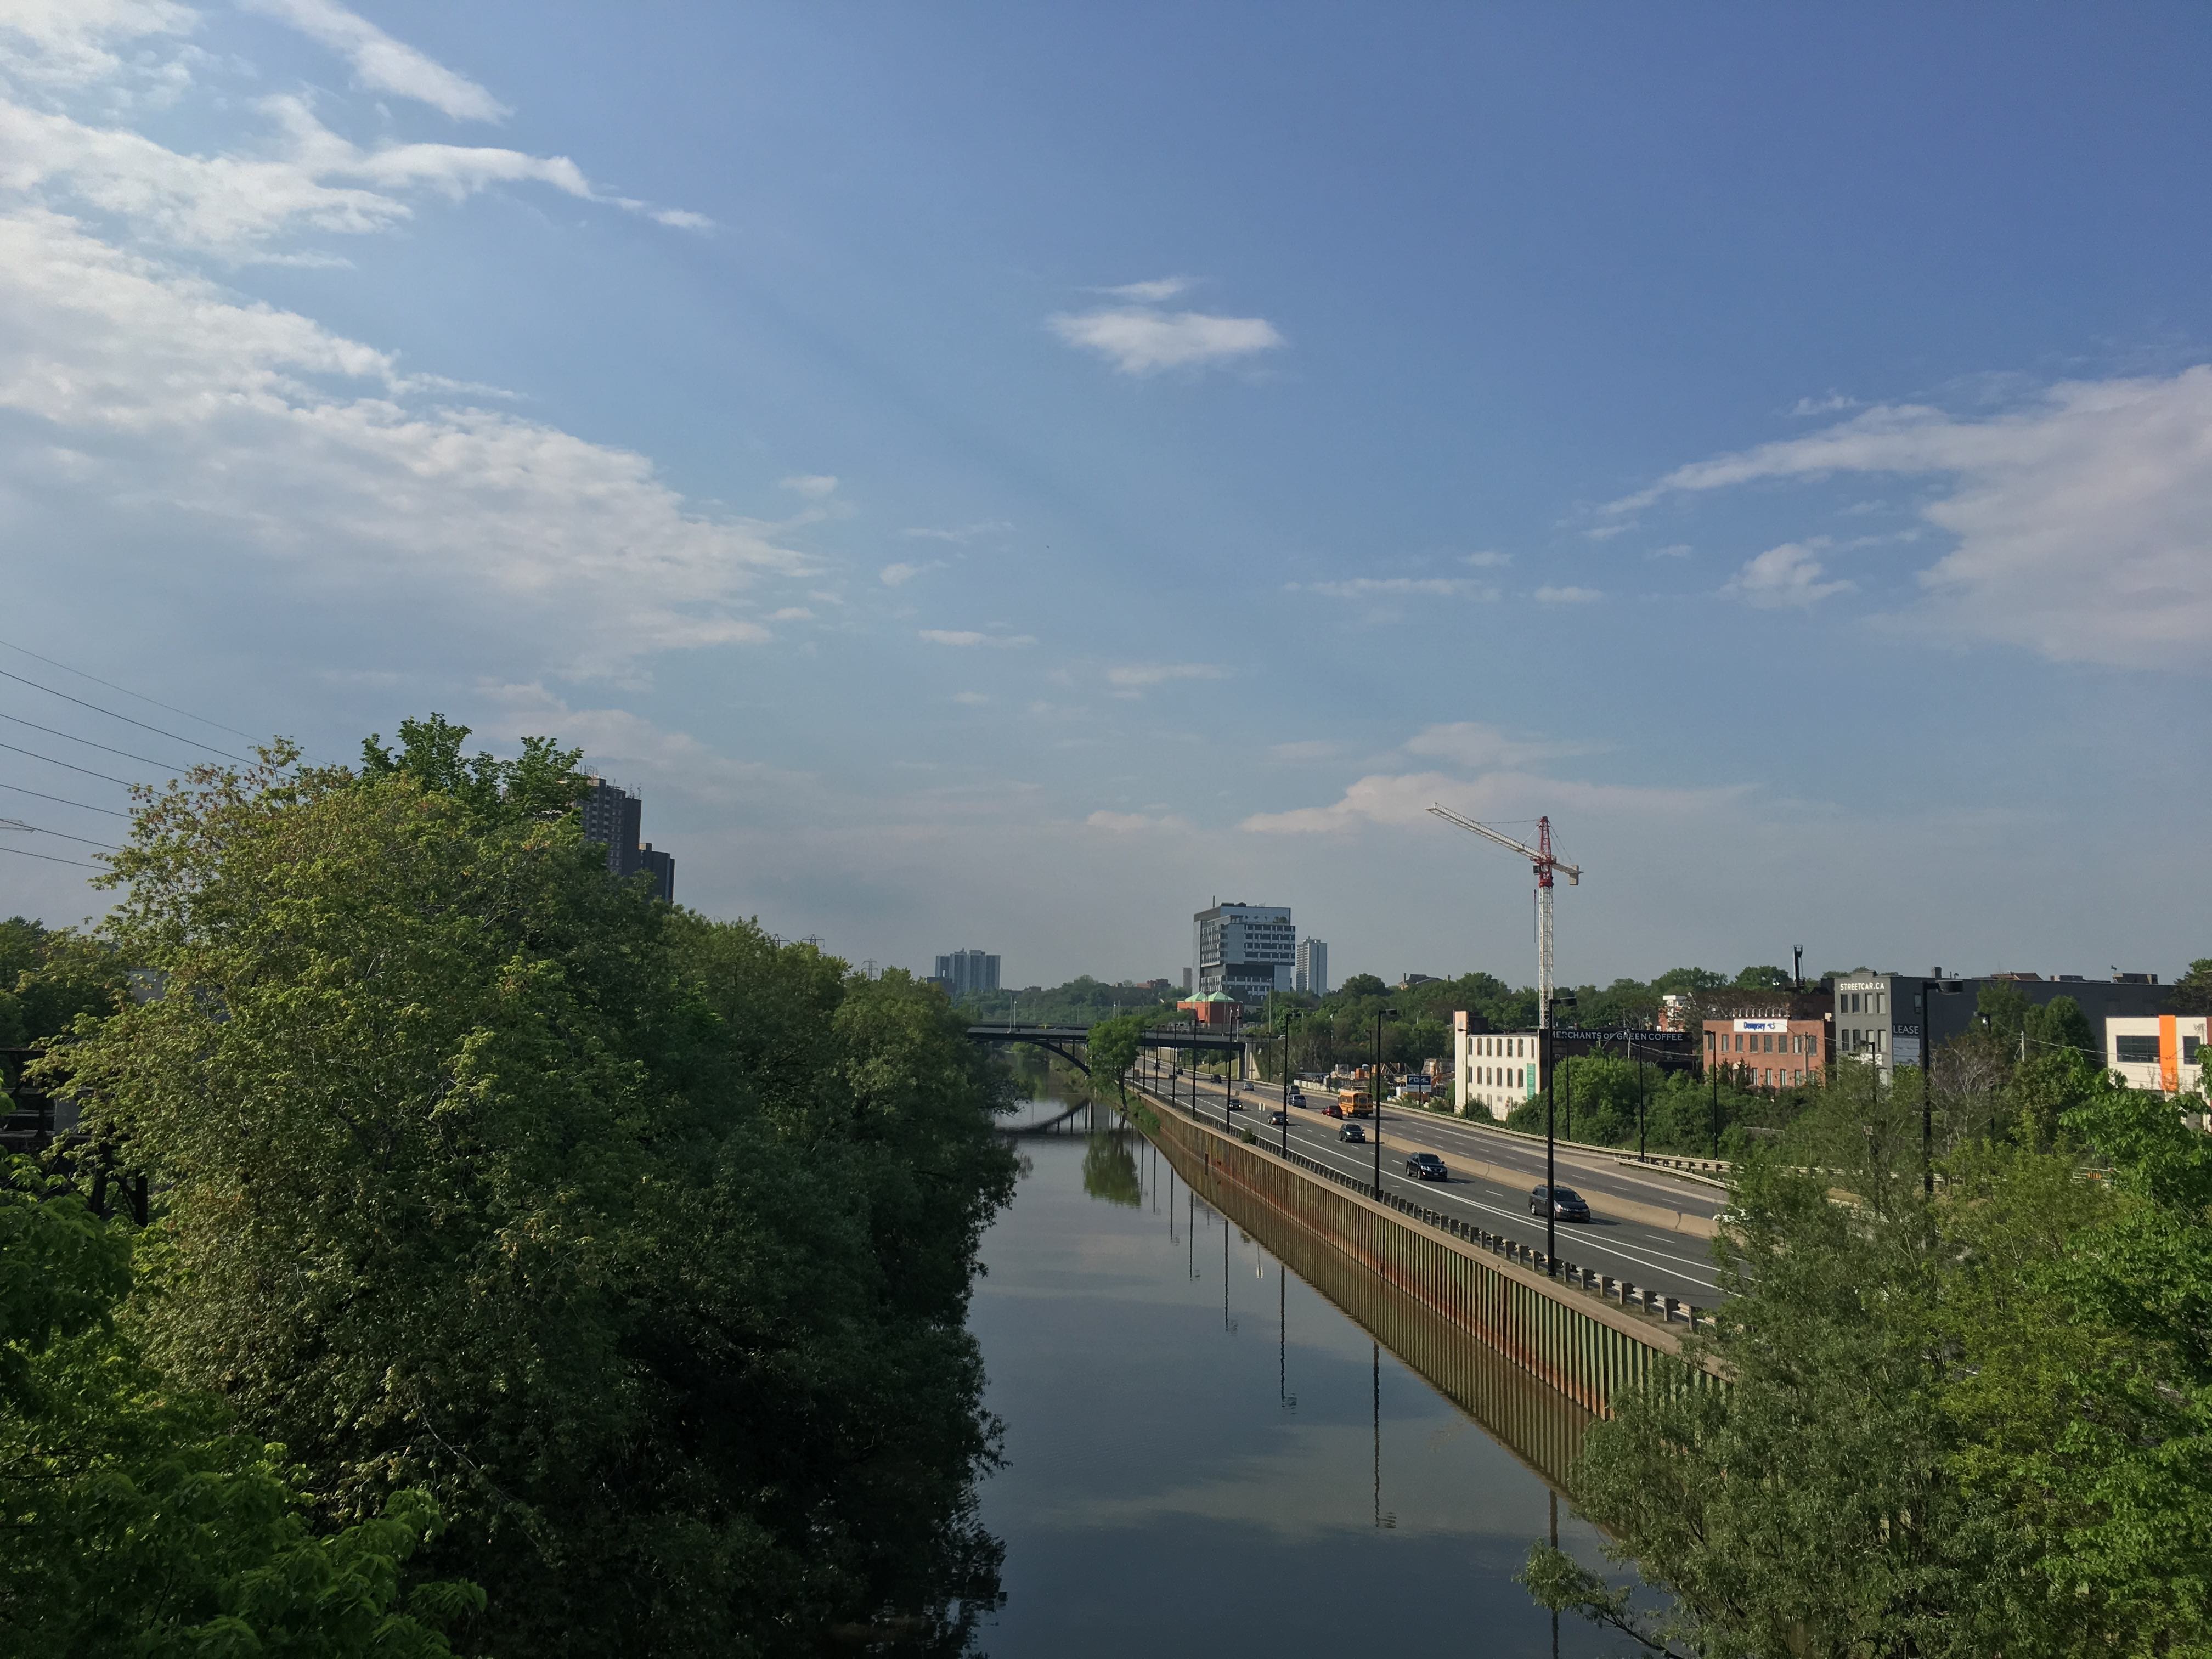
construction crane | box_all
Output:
[1426,805,1582,1027]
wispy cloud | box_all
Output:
[879,560,942,588]
[1104,662,1227,691]
[241,0,509,122]
[1050,301,1283,375]
[1086,809,1192,833]
[1721,542,1852,610]
[1464,550,1513,568]
[1268,738,1342,763]
[902,520,1012,544]
[1649,543,1692,559]
[1288,577,1499,601]
[1240,768,1737,836]
[1533,585,1602,604]
[951,691,989,706]
[918,629,1035,648]
[1583,521,1635,541]
[1401,723,1589,769]
[1094,276,1192,302]
[780,473,839,497]
[1789,391,1862,417]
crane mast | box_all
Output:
[1425,805,1582,1026]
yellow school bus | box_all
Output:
[1337,1087,1373,1118]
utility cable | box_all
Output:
[0,666,247,762]
[0,741,137,788]
[0,781,129,819]
[0,635,258,743]
[0,842,101,870]
[0,710,191,774]
[0,817,120,851]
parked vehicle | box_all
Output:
[1404,1152,1448,1181]
[1339,1123,1367,1144]
[1530,1184,1591,1221]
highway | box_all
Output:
[1144,1071,1728,1306]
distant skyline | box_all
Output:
[2,3,2207,987]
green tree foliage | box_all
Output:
[54,727,1018,1657]
[1506,1054,1784,1157]
[1083,1010,1148,1097]
[1,1165,477,1656]
[1731,964,1795,990]
[0,917,128,1049]
[2175,958,2212,1017]
[2023,994,2099,1066]
[1525,1065,2212,1657]
[1336,972,1389,999]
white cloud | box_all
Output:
[878,560,941,587]
[1720,542,1852,610]
[1268,738,1342,763]
[1288,577,1499,601]
[1104,662,1226,690]
[1240,769,1738,836]
[951,691,989,706]
[1789,391,1861,417]
[1086,809,1192,833]
[1094,276,1192,302]
[1583,521,1634,541]
[1401,723,1584,770]
[1649,543,1692,559]
[0,1,196,91]
[780,473,839,497]
[239,0,510,122]
[0,210,805,670]
[1533,585,1602,604]
[918,629,1035,648]
[902,520,1011,543]
[1049,304,1283,375]
[1463,550,1512,568]
[1613,369,2212,668]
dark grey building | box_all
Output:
[1195,901,1295,1006]
[1837,968,2174,1076]
[582,778,675,904]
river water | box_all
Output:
[968,1115,1632,1657]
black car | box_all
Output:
[1225,1098,1243,1111]
[1268,1109,1290,1126]
[1339,1123,1367,1144]
[1404,1152,1448,1181]
[1530,1184,1590,1221]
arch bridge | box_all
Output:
[965,1021,1251,1078]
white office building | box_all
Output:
[1295,938,1329,997]
[1194,902,1296,1007]
[1452,1010,1538,1121]
[2107,1015,2206,1098]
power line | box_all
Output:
[0,635,258,743]
[0,817,120,851]
[0,842,101,870]
[0,666,247,763]
[0,740,137,788]
[0,781,129,819]
[0,710,192,774]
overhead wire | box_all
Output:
[0,665,246,762]
[0,781,129,819]
[0,817,120,851]
[0,635,258,743]
[0,842,101,870]
[0,740,139,788]
[0,709,193,774]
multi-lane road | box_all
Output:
[1143,1071,1728,1307]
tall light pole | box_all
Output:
[1919,978,1936,1197]
[1373,1007,1397,1198]
[1542,991,1576,1273]
[1280,1010,1299,1159]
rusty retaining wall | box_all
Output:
[1132,1090,1712,1420]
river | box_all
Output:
[968,1109,1634,1656]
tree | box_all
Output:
[1731,964,1794,990]
[2172,958,2212,1018]
[57,731,1017,1657]
[0,918,128,1049]
[2023,994,2099,1068]
[1084,1011,1146,1099]
[1336,972,1388,999]
[1,1165,478,1656]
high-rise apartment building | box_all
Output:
[581,778,675,904]
[1194,902,1295,1006]
[932,950,1001,998]
[1295,938,1329,997]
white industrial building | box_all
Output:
[2106,1014,2205,1098]
[1453,1010,1537,1121]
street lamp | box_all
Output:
[1280,1009,1299,1159]
[1918,978,1937,1197]
[1373,1008,1397,1198]
[1542,990,1577,1274]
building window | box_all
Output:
[2186,1036,2202,1063]
[2115,1035,2160,1064]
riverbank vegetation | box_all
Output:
[5,718,1015,1657]
[1525,1034,2212,1656]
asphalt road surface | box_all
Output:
[1147,1073,1726,1307]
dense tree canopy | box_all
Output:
[32,721,1017,1657]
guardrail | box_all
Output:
[1147,1086,1717,1334]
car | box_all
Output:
[1268,1110,1290,1126]
[1225,1098,1243,1111]
[1288,1088,1305,1106]
[1530,1184,1591,1221]
[1404,1152,1448,1181]
[1339,1123,1367,1143]
[1322,1102,1344,1119]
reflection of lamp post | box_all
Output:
[1373,1008,1398,1198]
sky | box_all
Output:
[2,1,2208,991]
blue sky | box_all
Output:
[2,2,2207,989]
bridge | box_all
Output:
[964,1021,1250,1077]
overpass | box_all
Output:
[964,1021,1250,1077]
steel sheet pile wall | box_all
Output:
[1134,1094,1701,1419]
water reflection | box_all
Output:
[970,1117,1628,1656]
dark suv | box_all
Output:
[1404,1152,1448,1181]
[1530,1184,1590,1221]
[1339,1123,1367,1144]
